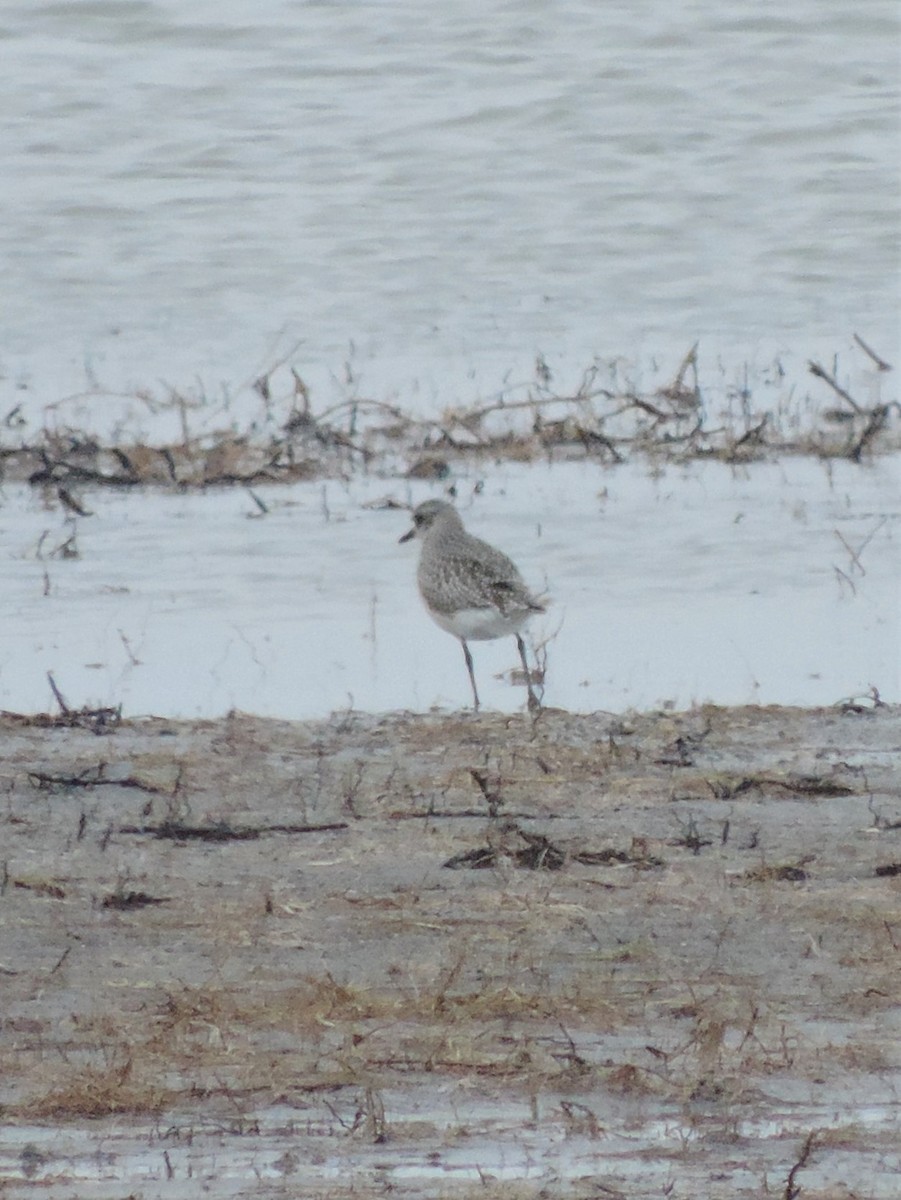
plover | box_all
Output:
[399,499,546,711]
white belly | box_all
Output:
[429,606,528,641]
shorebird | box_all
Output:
[399,499,546,711]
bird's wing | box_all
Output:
[433,549,532,614]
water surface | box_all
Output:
[2,0,897,408]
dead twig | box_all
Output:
[118,820,349,841]
[28,767,167,795]
[847,404,890,462]
[669,815,713,854]
[658,342,701,408]
[47,672,71,715]
[469,769,504,818]
[808,360,861,413]
[47,946,72,977]
[43,673,121,731]
[833,564,856,596]
[29,455,139,489]
[362,1087,388,1144]
[784,1129,818,1199]
[57,487,93,517]
[246,488,269,515]
[853,332,892,372]
[445,388,604,429]
[620,393,670,420]
[102,890,171,910]
[732,414,769,448]
[574,425,625,462]
[834,516,888,576]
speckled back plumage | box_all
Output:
[405,500,545,637]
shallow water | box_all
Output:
[1,456,896,718]
[2,1097,900,1198]
[1,0,898,716]
[1,0,898,413]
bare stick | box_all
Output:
[47,945,72,977]
[671,341,700,394]
[848,404,890,462]
[833,530,866,576]
[46,672,71,716]
[856,516,889,558]
[834,516,887,576]
[853,332,892,372]
[784,1129,817,1199]
[118,630,141,666]
[808,361,862,413]
[832,565,856,595]
[620,393,669,419]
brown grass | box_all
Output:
[2,703,898,1196]
[6,344,897,494]
[23,1060,173,1120]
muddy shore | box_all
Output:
[1,700,899,1198]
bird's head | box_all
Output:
[399,499,460,543]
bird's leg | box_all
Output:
[461,639,480,711]
[516,633,541,712]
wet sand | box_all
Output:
[1,700,899,1198]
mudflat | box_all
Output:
[1,700,899,1198]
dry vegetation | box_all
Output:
[2,342,897,497]
[1,699,899,1197]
